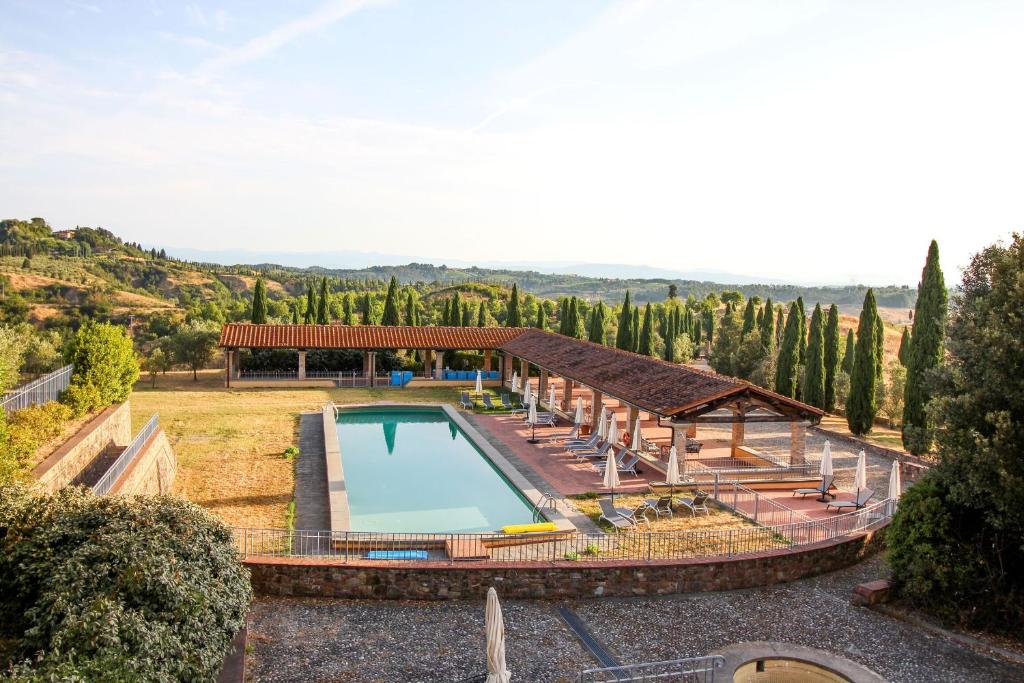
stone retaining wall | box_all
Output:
[109,428,177,496]
[246,527,885,600]
[33,402,132,493]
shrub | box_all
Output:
[0,486,252,681]
[0,402,73,486]
[63,321,139,415]
[283,445,299,460]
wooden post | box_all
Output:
[730,410,745,457]
[561,378,575,412]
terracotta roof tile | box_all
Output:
[218,323,530,350]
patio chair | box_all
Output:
[481,394,497,410]
[573,441,612,461]
[597,498,635,530]
[565,434,601,452]
[643,495,675,518]
[459,391,474,410]
[676,491,710,516]
[792,474,836,499]
[617,501,653,526]
[826,488,875,512]
[499,394,515,411]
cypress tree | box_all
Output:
[381,276,400,325]
[775,308,785,349]
[755,307,763,328]
[823,304,841,412]
[477,302,487,327]
[449,291,463,326]
[360,292,374,325]
[506,283,523,327]
[847,289,880,434]
[703,308,715,347]
[615,291,633,350]
[638,303,655,356]
[304,285,316,325]
[664,310,676,362]
[897,327,911,366]
[290,305,299,324]
[803,303,826,409]
[573,298,587,339]
[796,297,807,364]
[841,330,855,374]
[558,298,569,335]
[535,303,546,329]
[588,303,606,344]
[251,277,268,324]
[759,299,775,351]
[342,294,354,325]
[903,240,947,454]
[631,307,640,353]
[741,299,756,337]
[775,302,801,398]
[404,291,418,326]
[694,318,702,346]
[461,302,473,327]
[317,278,329,324]
[874,314,884,378]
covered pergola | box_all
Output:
[497,329,824,477]
[218,323,530,388]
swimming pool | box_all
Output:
[335,407,537,533]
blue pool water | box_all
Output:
[335,408,536,533]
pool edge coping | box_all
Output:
[323,402,575,535]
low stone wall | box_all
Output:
[246,527,885,600]
[109,428,177,496]
[33,402,132,493]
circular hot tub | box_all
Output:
[712,642,885,683]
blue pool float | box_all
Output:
[367,550,429,561]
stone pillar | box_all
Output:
[673,425,689,476]
[368,351,377,388]
[539,369,548,403]
[434,351,444,379]
[519,358,529,383]
[686,423,697,438]
[234,349,241,379]
[561,378,575,412]
[627,406,640,444]
[422,349,432,378]
[790,421,808,465]
[503,353,514,382]
[730,412,745,457]
[225,348,233,387]
[483,350,492,372]
[362,351,370,378]
[591,389,603,432]
[297,350,306,381]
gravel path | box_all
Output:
[245,557,1022,682]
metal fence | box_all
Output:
[1,364,73,412]
[236,370,393,387]
[580,655,725,682]
[92,414,159,496]
[232,498,895,563]
[712,482,813,526]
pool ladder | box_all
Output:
[531,492,561,522]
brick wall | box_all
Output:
[109,428,177,496]
[246,528,884,600]
[33,402,132,493]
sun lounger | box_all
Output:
[566,434,601,451]
[589,447,626,467]
[643,496,674,518]
[676,492,710,516]
[500,394,515,410]
[593,451,640,476]
[597,498,635,530]
[573,441,612,461]
[481,394,498,410]
[547,423,580,442]
[793,474,836,499]
[826,488,875,512]
[459,392,474,410]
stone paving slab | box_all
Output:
[294,412,330,530]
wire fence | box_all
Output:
[232,498,894,563]
[1,365,73,412]
[93,414,159,496]
[580,655,725,682]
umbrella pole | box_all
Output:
[528,422,538,444]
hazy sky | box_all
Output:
[1,1,1022,285]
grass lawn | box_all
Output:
[131,370,465,528]
[571,493,756,534]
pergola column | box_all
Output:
[368,351,377,387]
[519,358,529,386]
[791,421,808,465]
[483,350,492,372]
[730,409,745,456]
[627,405,640,443]
[561,378,575,412]
[434,351,444,379]
[672,424,689,476]
[225,347,233,387]
[538,369,548,402]
[422,349,432,378]
[503,353,513,382]
[297,350,307,380]
[590,389,603,431]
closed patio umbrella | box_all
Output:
[665,445,681,490]
[573,396,584,425]
[596,407,608,439]
[484,587,511,683]
[854,450,868,494]
[630,416,642,452]
[889,460,902,501]
[527,396,539,444]
[510,371,519,393]
[820,440,833,477]
[548,384,556,413]
[602,444,621,504]
[606,414,618,446]
[522,379,532,410]
[475,370,483,395]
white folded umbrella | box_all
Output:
[820,440,833,477]
[573,396,584,425]
[523,379,532,407]
[889,460,902,500]
[606,415,618,445]
[510,371,518,393]
[631,417,642,451]
[602,447,620,491]
[548,384,556,412]
[665,445,681,486]
[854,450,868,491]
[484,587,511,683]
[475,370,483,394]
[597,407,608,438]
[527,395,537,426]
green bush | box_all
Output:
[63,322,139,415]
[0,486,252,680]
[283,445,299,460]
[0,403,73,486]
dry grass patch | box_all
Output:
[571,493,756,534]
[131,370,467,528]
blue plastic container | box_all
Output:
[366,550,429,561]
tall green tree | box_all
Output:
[290,305,299,325]
[250,278,268,324]
[477,302,487,327]
[897,327,911,366]
[741,299,756,337]
[615,291,634,350]
[638,303,655,356]
[316,278,329,324]
[664,310,677,362]
[823,304,841,412]
[303,286,316,325]
[709,306,743,376]
[449,291,463,326]
[461,302,473,327]
[903,240,948,454]
[342,293,354,325]
[588,303,606,344]
[381,276,401,326]
[841,330,855,374]
[775,308,785,349]
[796,297,807,364]
[558,298,569,335]
[359,293,374,325]
[774,302,802,398]
[506,283,522,327]
[874,314,884,379]
[63,322,140,410]
[404,291,418,326]
[847,289,880,434]
[570,297,586,339]
[759,299,775,354]
[631,307,640,353]
[803,303,826,409]
[535,303,546,329]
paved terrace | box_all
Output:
[244,556,1020,683]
